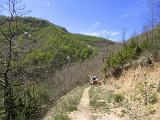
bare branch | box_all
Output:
[121,28,127,47]
[147,0,160,28]
[0,77,5,87]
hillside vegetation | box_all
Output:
[0,16,115,120]
[105,25,160,71]
[101,25,160,120]
[0,16,114,69]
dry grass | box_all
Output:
[104,62,160,120]
[89,86,125,115]
[43,85,87,120]
[89,86,109,112]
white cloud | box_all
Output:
[80,22,121,41]
[46,2,50,6]
[119,7,147,20]
[80,30,120,38]
[120,13,130,19]
[93,22,101,26]
[110,32,120,36]
[80,32,99,36]
[86,21,102,31]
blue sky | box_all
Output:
[1,0,150,41]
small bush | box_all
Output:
[136,81,158,105]
[112,68,123,78]
[106,39,142,69]
[54,114,70,120]
[113,93,125,103]
[90,99,106,108]
[107,92,125,104]
[15,89,42,120]
[148,92,158,104]
[147,105,156,114]
[90,99,97,107]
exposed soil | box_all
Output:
[69,87,124,120]
[68,87,91,120]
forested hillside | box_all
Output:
[0,16,114,69]
[1,0,159,120]
[0,16,115,120]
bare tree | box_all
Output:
[148,0,157,29]
[121,28,127,47]
[0,0,26,119]
[157,0,160,23]
[146,0,160,56]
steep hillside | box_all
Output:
[0,16,115,83]
[0,16,114,69]
[100,25,160,120]
[0,16,115,120]
[102,61,160,120]
[105,25,160,70]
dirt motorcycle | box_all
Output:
[88,75,101,85]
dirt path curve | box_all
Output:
[69,87,91,120]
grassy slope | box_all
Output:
[51,85,87,120]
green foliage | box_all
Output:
[107,92,115,103]
[24,49,52,65]
[113,93,125,103]
[90,99,106,108]
[52,86,86,120]
[148,92,158,104]
[106,25,160,69]
[89,86,110,112]
[0,16,114,119]
[140,38,153,50]
[107,39,142,68]
[107,92,124,103]
[140,25,160,56]
[15,89,42,120]
[0,16,113,70]
[147,105,156,114]
[136,81,158,105]
[54,114,70,120]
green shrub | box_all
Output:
[136,81,158,105]
[107,39,142,69]
[113,93,125,103]
[148,92,158,104]
[54,114,70,120]
[90,99,106,108]
[141,25,160,55]
[15,89,42,120]
[147,105,156,114]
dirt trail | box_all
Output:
[69,86,123,120]
[69,87,91,120]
